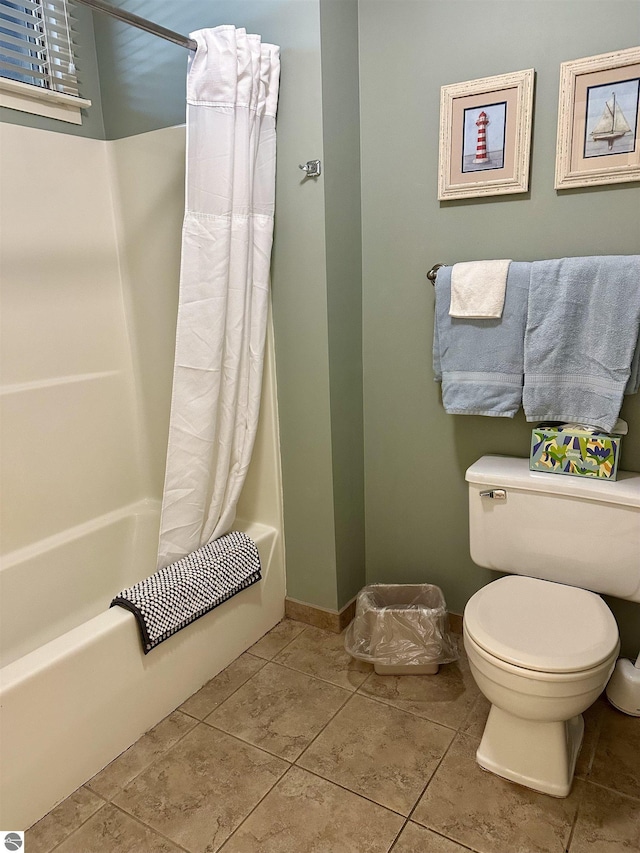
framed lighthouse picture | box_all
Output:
[438,68,534,200]
[555,47,640,189]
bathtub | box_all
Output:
[0,500,285,829]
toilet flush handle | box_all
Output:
[479,489,507,500]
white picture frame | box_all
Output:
[555,46,640,190]
[438,69,535,201]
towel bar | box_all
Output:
[427,263,447,284]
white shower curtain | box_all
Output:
[157,27,280,569]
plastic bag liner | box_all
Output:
[344,584,458,668]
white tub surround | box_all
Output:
[0,318,284,831]
[0,120,286,830]
[0,507,283,829]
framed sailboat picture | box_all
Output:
[438,69,535,200]
[555,47,640,189]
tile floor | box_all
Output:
[26,619,640,853]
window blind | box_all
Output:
[0,0,79,96]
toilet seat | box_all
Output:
[464,576,619,674]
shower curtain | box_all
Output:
[157,27,280,569]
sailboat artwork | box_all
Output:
[591,93,632,149]
[584,79,639,158]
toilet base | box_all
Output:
[476,705,584,797]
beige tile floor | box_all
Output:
[26,619,640,853]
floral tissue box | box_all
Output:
[530,422,622,481]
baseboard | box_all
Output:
[449,612,463,634]
[285,597,356,633]
[285,596,463,636]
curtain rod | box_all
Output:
[74,0,198,51]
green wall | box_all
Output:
[320,0,366,608]
[358,0,640,655]
[92,0,327,139]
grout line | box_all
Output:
[248,653,370,695]
[349,642,478,731]
[421,825,480,853]
[204,657,355,721]
[292,690,358,761]
[387,819,410,852]
[201,685,424,821]
[218,650,475,789]
[349,681,462,732]
[564,778,590,853]
[197,716,297,765]
[289,763,409,819]
[581,778,640,803]
[457,691,484,733]
[354,666,376,693]
[110,802,192,853]
[109,738,287,852]
[82,785,110,805]
[215,762,297,850]
[389,819,480,853]
[42,793,188,853]
[85,710,201,803]
[404,729,458,827]
[178,708,205,722]
[178,654,269,722]
[247,619,311,661]
[451,729,482,747]
[577,702,606,781]
[429,827,480,853]
[288,693,459,824]
[347,682,462,737]
[36,796,109,853]
[201,676,353,765]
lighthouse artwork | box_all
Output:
[584,78,639,158]
[462,101,507,172]
[473,111,490,163]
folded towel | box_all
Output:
[449,259,512,318]
[433,262,530,417]
[111,531,261,653]
[523,255,640,433]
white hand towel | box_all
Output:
[449,259,512,318]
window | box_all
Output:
[0,0,91,123]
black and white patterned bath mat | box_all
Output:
[111,531,261,653]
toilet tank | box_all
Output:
[466,456,640,603]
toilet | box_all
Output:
[463,456,640,797]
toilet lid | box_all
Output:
[464,576,619,673]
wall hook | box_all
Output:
[299,160,321,178]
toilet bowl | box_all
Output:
[463,575,619,797]
[464,455,640,795]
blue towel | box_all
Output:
[627,333,640,395]
[523,256,640,433]
[433,263,531,417]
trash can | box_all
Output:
[344,584,458,675]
